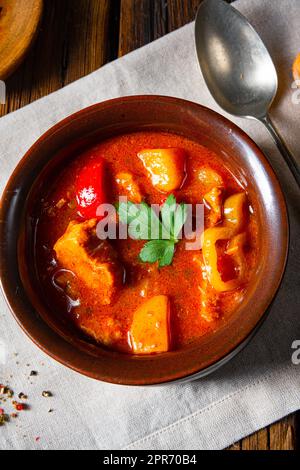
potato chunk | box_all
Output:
[197,167,223,189]
[129,295,170,354]
[115,172,143,203]
[138,148,186,193]
[53,219,122,305]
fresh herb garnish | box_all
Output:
[116,195,187,267]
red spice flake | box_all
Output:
[12,401,27,411]
[35,436,40,442]
[16,404,25,411]
[0,408,4,415]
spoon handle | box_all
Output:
[261,115,300,188]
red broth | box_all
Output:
[34,131,259,353]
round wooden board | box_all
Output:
[0,0,43,80]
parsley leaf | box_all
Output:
[173,203,188,239]
[139,240,175,267]
[161,195,187,240]
[139,240,167,262]
[115,195,187,267]
[116,201,139,224]
[161,194,177,239]
[116,201,161,240]
[158,242,175,267]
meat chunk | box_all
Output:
[138,148,186,193]
[53,219,123,305]
[203,186,223,226]
[129,295,170,354]
[200,285,221,322]
[81,317,122,347]
[193,255,221,322]
[115,172,143,203]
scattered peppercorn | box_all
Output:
[42,391,52,397]
[0,385,13,397]
[18,392,28,400]
[30,370,37,376]
[0,414,9,425]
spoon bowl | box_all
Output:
[195,0,277,119]
[195,0,300,186]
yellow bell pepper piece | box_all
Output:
[202,226,240,292]
[201,192,248,292]
[224,192,247,233]
[226,232,247,283]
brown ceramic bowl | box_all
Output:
[0,96,288,385]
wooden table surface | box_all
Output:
[0,0,299,450]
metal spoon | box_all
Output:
[195,0,300,187]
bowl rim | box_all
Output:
[0,95,289,385]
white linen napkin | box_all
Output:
[0,0,299,450]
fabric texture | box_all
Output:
[0,0,299,450]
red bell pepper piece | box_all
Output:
[75,157,108,219]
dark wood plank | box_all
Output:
[119,0,169,57]
[241,429,269,450]
[228,441,242,451]
[167,0,202,31]
[296,410,300,450]
[153,0,168,39]
[119,0,153,56]
[0,0,117,117]
[269,415,296,450]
